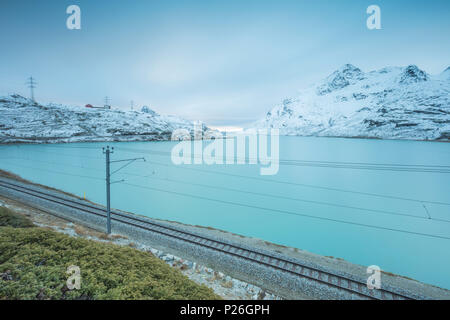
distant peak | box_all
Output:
[316,64,364,95]
[440,67,450,80]
[334,64,364,80]
[141,105,159,116]
[404,64,422,72]
[338,63,361,72]
[399,65,428,84]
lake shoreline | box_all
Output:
[0,133,449,146]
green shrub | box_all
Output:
[0,207,34,228]
[0,227,221,300]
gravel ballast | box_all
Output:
[0,175,449,300]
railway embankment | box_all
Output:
[0,173,449,300]
[0,205,220,300]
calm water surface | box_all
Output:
[0,136,449,289]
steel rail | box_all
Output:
[0,178,414,300]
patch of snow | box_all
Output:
[0,95,204,144]
[140,105,158,117]
[254,64,450,140]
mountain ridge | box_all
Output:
[0,94,200,144]
[255,64,450,141]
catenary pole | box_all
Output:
[103,146,113,234]
[102,146,144,234]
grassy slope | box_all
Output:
[0,207,34,228]
[0,207,220,300]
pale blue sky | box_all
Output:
[1,0,449,127]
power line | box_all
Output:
[3,146,449,206]
[1,149,448,238]
[3,156,100,172]
[0,160,104,181]
[283,159,450,169]
[4,146,450,206]
[280,161,450,174]
[117,147,450,169]
[12,147,103,160]
[122,181,450,241]
[37,145,102,150]
[3,154,448,223]
[138,159,450,207]
[18,144,449,173]
[423,204,432,220]
[118,172,450,223]
[117,147,450,173]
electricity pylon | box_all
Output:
[26,76,37,102]
[104,96,111,109]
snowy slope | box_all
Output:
[0,95,201,144]
[255,64,450,140]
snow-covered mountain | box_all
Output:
[0,95,201,144]
[255,64,450,140]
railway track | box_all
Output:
[0,178,414,300]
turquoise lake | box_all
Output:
[0,136,449,289]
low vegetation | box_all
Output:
[0,206,34,228]
[0,207,220,300]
